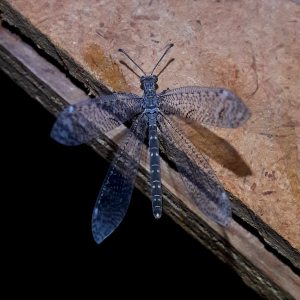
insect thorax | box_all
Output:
[141,76,158,110]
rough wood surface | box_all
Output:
[0,0,299,297]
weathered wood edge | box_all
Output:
[230,192,300,271]
[0,13,299,300]
[0,0,299,271]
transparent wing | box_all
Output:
[158,86,250,128]
[157,112,231,227]
[91,113,148,244]
[50,93,143,145]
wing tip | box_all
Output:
[91,224,105,245]
[221,217,232,228]
[230,107,251,128]
[214,212,232,228]
[50,126,83,146]
[92,235,103,245]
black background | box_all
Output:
[2,69,261,298]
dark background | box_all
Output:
[2,69,261,298]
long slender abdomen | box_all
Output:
[148,119,162,219]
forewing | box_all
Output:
[91,113,148,244]
[51,93,143,145]
[157,112,231,227]
[159,87,250,128]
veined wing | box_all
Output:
[157,112,231,227]
[51,93,143,145]
[158,87,250,128]
[91,113,148,244]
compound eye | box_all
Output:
[153,75,158,82]
[140,76,145,83]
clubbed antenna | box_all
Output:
[150,44,174,75]
[118,49,146,76]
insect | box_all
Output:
[51,44,251,244]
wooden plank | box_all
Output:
[0,0,296,298]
